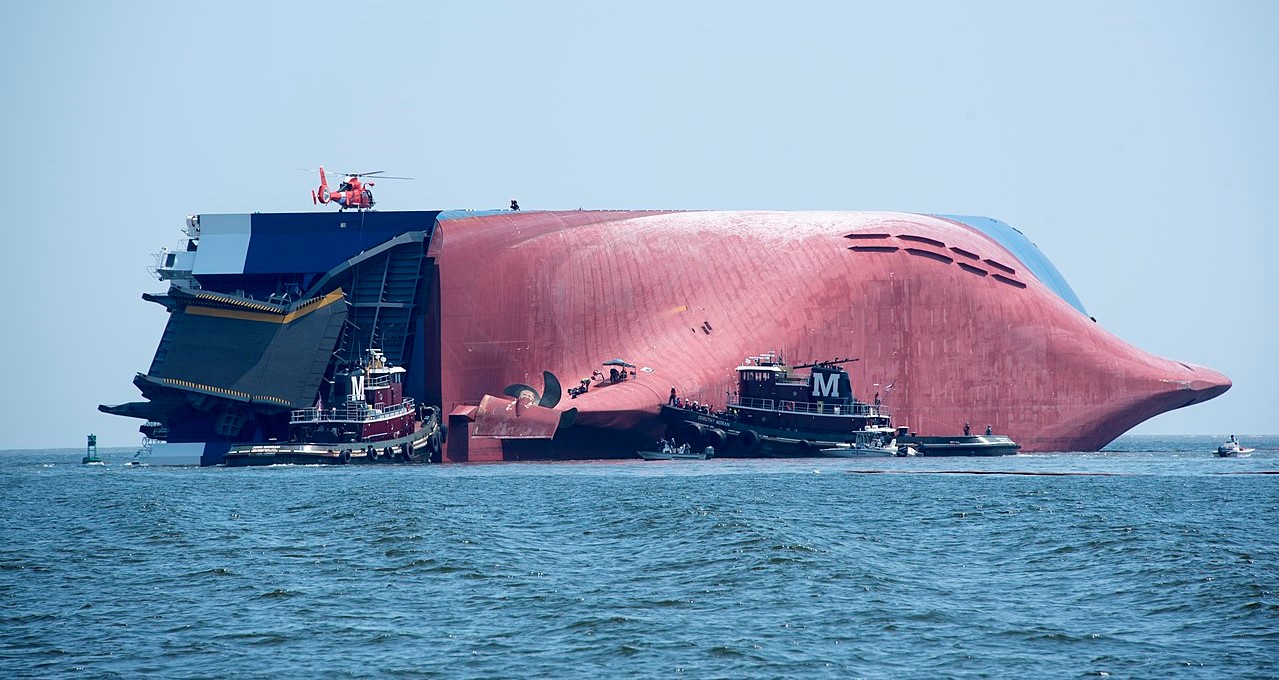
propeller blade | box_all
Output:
[539,371,562,408]
[502,383,540,405]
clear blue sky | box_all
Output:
[1,1,1274,449]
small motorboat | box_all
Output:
[638,441,714,460]
[1215,438,1255,457]
[819,444,898,457]
[819,426,909,457]
[895,433,1020,456]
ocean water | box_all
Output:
[2,435,1276,678]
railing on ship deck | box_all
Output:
[730,397,889,418]
[291,398,415,424]
[364,373,393,389]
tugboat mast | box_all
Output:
[792,357,860,370]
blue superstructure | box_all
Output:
[193,211,441,277]
[102,210,446,465]
[936,214,1089,317]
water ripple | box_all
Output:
[2,442,1278,677]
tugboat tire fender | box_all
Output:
[738,429,761,451]
[705,428,727,450]
[684,423,706,446]
[340,449,351,464]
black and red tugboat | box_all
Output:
[660,352,898,458]
[224,349,442,466]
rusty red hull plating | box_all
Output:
[433,211,1229,461]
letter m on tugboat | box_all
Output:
[811,371,840,398]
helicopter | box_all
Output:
[311,166,412,211]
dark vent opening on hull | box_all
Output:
[898,234,946,248]
[848,245,900,253]
[949,246,981,260]
[992,274,1027,289]
[1179,362,1196,372]
[958,263,989,276]
[844,233,892,240]
[905,248,954,264]
[984,258,1016,275]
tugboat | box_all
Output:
[223,349,442,466]
[660,352,893,457]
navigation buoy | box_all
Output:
[82,433,104,465]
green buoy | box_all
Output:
[82,433,103,465]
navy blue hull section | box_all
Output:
[244,211,440,274]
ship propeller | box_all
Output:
[502,383,540,405]
[501,370,563,409]
[498,371,575,430]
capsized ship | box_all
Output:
[100,209,1230,464]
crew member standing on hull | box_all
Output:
[669,387,677,405]
[963,421,971,436]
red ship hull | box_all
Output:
[434,211,1229,461]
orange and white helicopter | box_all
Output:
[311,166,412,211]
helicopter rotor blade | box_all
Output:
[331,170,414,180]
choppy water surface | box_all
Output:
[2,435,1277,678]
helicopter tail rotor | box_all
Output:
[314,166,330,204]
